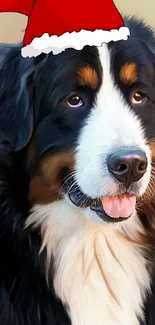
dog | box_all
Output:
[0,16,155,325]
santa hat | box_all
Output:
[0,0,130,58]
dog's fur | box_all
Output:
[0,17,155,325]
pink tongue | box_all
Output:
[101,195,136,219]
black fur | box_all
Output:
[0,17,155,325]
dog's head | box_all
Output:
[24,19,155,226]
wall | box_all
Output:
[115,0,155,28]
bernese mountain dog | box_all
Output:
[0,16,155,325]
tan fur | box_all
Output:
[120,63,138,85]
[26,200,151,325]
[137,141,155,207]
[149,141,155,160]
[28,150,75,205]
[28,175,61,205]
[77,66,99,89]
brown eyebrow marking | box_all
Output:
[77,66,99,89]
[120,62,138,85]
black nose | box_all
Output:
[107,150,147,188]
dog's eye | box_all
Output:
[130,91,146,104]
[67,95,84,108]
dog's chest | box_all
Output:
[27,203,151,325]
[53,225,150,325]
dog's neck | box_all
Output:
[26,200,151,325]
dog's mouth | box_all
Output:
[63,169,136,223]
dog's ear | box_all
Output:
[0,46,34,151]
[140,39,155,65]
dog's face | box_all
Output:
[29,24,155,225]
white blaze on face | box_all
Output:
[75,44,151,199]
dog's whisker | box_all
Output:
[59,172,76,193]
[150,175,155,182]
[66,180,78,196]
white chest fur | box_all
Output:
[26,200,151,325]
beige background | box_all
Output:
[0,0,154,44]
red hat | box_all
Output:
[0,0,130,58]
